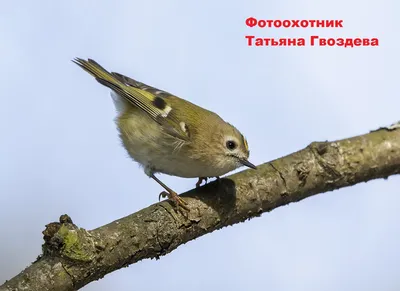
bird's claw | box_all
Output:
[159,190,189,211]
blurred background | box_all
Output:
[0,1,399,290]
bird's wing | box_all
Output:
[111,72,173,98]
[73,58,190,141]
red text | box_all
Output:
[246,18,344,28]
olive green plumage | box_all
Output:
[73,58,256,208]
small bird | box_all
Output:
[73,58,256,209]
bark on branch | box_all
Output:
[2,123,400,291]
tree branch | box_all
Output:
[2,122,400,291]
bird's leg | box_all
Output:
[151,174,189,211]
[196,177,208,188]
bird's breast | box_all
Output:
[116,113,233,178]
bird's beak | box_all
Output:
[240,159,257,170]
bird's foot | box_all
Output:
[196,177,208,188]
[159,190,189,211]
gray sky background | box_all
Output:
[1,1,399,290]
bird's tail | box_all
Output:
[72,58,150,112]
[72,58,176,130]
[72,58,124,90]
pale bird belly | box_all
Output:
[122,136,228,178]
[150,153,235,178]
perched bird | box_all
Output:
[73,58,256,209]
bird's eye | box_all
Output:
[226,140,237,150]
